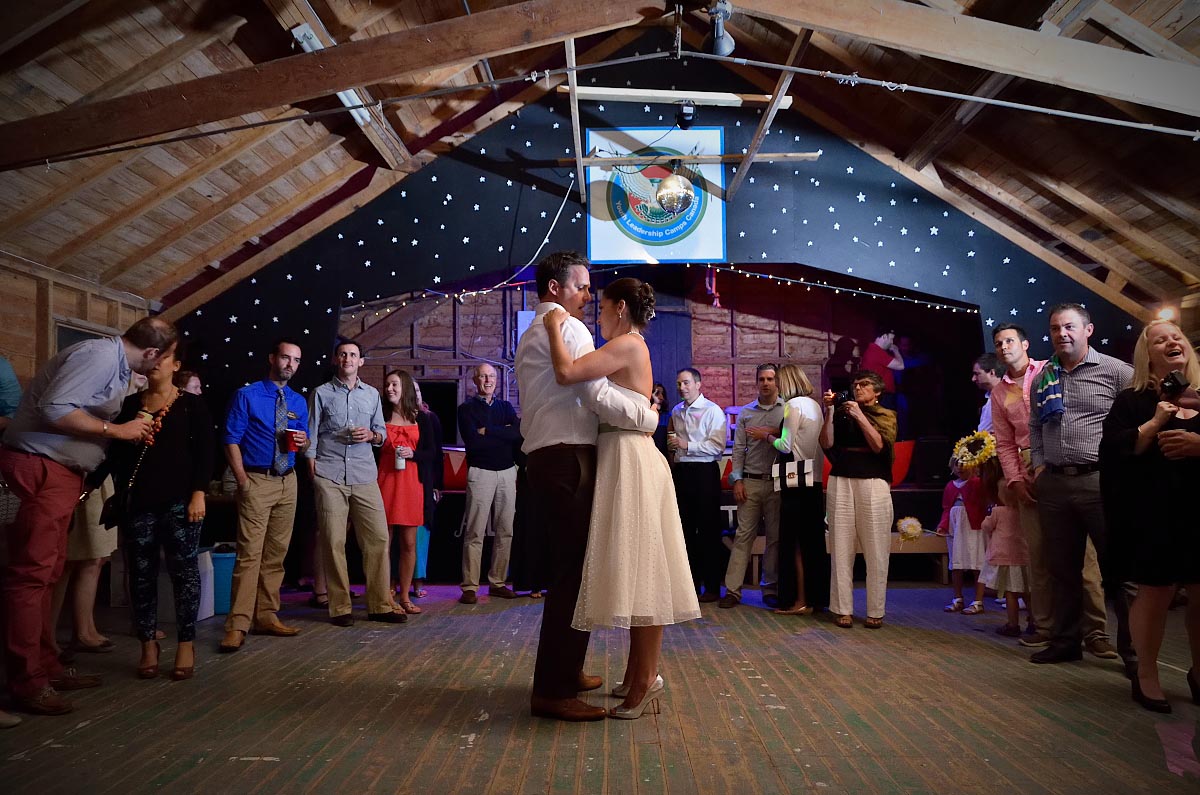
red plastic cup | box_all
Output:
[286,429,303,452]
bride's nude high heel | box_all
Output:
[611,673,663,698]
[609,678,664,719]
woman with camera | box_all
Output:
[1100,320,1200,713]
[107,343,214,680]
[820,370,897,629]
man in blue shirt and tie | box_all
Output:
[219,339,309,653]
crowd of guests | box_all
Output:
[0,286,1198,726]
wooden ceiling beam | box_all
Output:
[264,0,414,170]
[160,167,405,322]
[101,134,344,286]
[75,14,248,105]
[0,0,662,171]
[1022,172,1200,284]
[940,162,1178,299]
[736,0,1200,116]
[725,29,811,201]
[681,26,1152,321]
[0,152,134,238]
[0,0,91,58]
[564,39,587,204]
[146,160,364,299]
[902,70,1016,171]
[1085,1,1200,66]
[44,115,298,268]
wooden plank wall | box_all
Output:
[0,258,148,383]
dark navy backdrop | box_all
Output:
[177,30,1140,408]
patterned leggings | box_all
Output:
[124,502,201,642]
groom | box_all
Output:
[515,251,659,721]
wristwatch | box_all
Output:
[101,422,109,437]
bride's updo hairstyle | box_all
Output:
[603,277,656,328]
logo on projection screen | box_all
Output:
[586,127,726,264]
[605,149,707,246]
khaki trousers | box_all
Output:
[461,465,517,591]
[225,471,298,633]
[723,477,781,596]
[312,476,391,617]
[827,476,893,619]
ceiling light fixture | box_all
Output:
[291,23,372,127]
[704,1,736,58]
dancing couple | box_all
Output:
[515,252,700,721]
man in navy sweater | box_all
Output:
[456,363,522,604]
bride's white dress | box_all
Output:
[572,382,702,631]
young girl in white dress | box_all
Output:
[544,277,701,719]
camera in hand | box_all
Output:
[1160,370,1189,398]
[832,390,855,406]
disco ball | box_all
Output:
[656,173,694,216]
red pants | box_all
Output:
[0,448,82,697]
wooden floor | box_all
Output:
[2,585,1198,794]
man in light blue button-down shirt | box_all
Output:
[306,341,404,626]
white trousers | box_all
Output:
[827,476,893,619]
[460,465,517,590]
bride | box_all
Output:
[544,277,701,718]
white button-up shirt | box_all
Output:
[669,394,727,463]
[515,301,657,453]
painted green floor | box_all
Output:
[1,585,1197,794]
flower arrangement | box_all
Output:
[896,516,923,541]
[951,430,997,473]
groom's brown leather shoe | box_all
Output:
[577,673,603,692]
[530,696,606,722]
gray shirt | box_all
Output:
[306,377,387,486]
[730,397,785,481]
[1029,346,1132,468]
[4,337,130,472]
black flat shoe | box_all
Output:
[307,593,329,609]
[367,611,407,624]
[1132,677,1172,714]
[1188,669,1200,705]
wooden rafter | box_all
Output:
[564,39,587,204]
[44,114,298,268]
[679,26,1152,321]
[736,0,1200,116]
[100,134,345,285]
[264,0,413,170]
[0,152,134,238]
[160,167,405,322]
[725,29,811,200]
[1085,1,1200,65]
[940,162,1177,299]
[0,0,662,171]
[0,0,90,58]
[902,71,1015,171]
[146,160,365,299]
[74,14,248,105]
[1021,172,1200,284]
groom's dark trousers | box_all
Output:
[528,444,597,699]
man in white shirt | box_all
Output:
[515,251,658,722]
[971,353,1003,433]
[667,368,727,602]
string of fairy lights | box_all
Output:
[346,261,979,322]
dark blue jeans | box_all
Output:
[124,502,201,642]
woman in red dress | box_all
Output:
[378,370,426,614]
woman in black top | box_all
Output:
[108,344,214,680]
[1100,321,1200,713]
[820,369,898,629]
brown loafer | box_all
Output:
[459,590,478,605]
[530,696,606,722]
[488,585,518,599]
[577,673,604,692]
[14,686,73,716]
[218,629,246,653]
[252,621,301,637]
